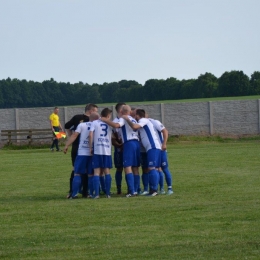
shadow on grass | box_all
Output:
[2,193,134,202]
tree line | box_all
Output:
[0,70,260,108]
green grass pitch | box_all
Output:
[0,140,260,259]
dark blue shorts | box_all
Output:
[123,140,140,167]
[74,155,93,174]
[147,149,161,168]
[92,155,112,169]
[161,150,168,168]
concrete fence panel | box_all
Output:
[1,99,260,137]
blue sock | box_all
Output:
[72,175,81,197]
[88,176,94,196]
[163,168,172,188]
[142,173,149,191]
[134,175,140,193]
[159,171,164,190]
[148,169,159,191]
[105,174,112,196]
[93,176,100,197]
[125,173,134,194]
[100,176,106,193]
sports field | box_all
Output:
[0,140,260,259]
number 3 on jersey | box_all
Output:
[100,123,108,137]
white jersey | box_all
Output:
[90,119,113,156]
[137,117,161,151]
[149,118,165,145]
[118,116,139,143]
[75,121,92,156]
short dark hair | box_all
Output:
[115,102,126,112]
[85,103,98,112]
[101,108,112,117]
[136,109,145,118]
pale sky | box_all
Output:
[0,0,259,85]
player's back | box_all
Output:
[138,118,161,151]
[149,118,164,144]
[76,121,92,156]
[91,119,112,156]
[118,116,139,143]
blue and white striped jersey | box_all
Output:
[118,116,139,143]
[149,118,165,145]
[137,118,161,151]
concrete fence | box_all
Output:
[0,99,260,138]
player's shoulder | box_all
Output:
[139,117,148,123]
[91,119,100,126]
[128,115,137,123]
[74,114,89,123]
[113,117,120,123]
[149,118,161,125]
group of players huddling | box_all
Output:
[63,103,174,199]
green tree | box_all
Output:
[143,79,165,101]
[77,84,102,104]
[194,73,218,98]
[162,77,180,100]
[250,71,260,95]
[0,80,5,108]
[42,78,65,106]
[218,71,250,97]
[99,82,119,103]
[179,79,196,99]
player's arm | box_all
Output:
[66,129,73,137]
[100,117,120,128]
[65,116,75,137]
[63,132,79,154]
[161,128,168,151]
[122,115,141,130]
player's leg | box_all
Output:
[92,155,102,198]
[71,156,87,198]
[158,167,165,194]
[81,174,88,198]
[87,156,94,198]
[67,146,77,198]
[102,155,112,198]
[93,169,101,198]
[114,150,123,194]
[104,171,111,198]
[99,172,106,194]
[147,149,161,196]
[123,141,136,197]
[140,152,149,195]
[133,167,140,194]
[132,141,141,194]
[161,151,174,195]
